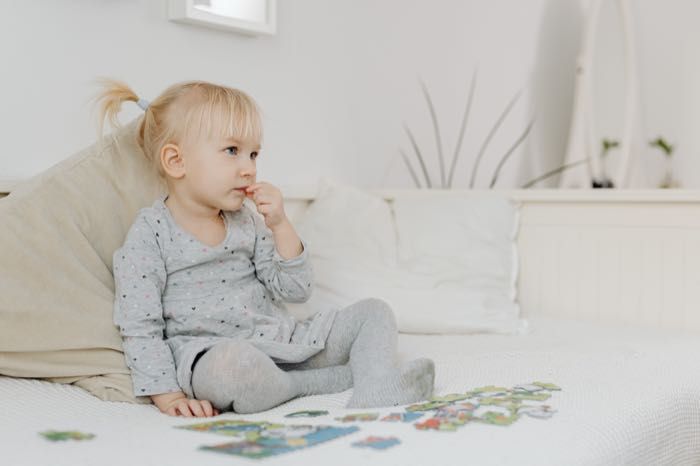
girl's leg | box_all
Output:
[283,298,435,408]
[190,340,352,414]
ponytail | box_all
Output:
[91,77,163,181]
[92,77,141,142]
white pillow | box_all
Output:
[392,193,519,298]
[286,178,397,321]
[289,178,527,335]
[391,193,525,334]
[294,177,397,267]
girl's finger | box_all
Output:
[177,402,193,417]
[257,204,273,215]
[200,399,214,417]
[188,399,205,417]
[253,194,273,205]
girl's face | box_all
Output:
[181,131,260,212]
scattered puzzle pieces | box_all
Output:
[352,436,401,450]
[171,381,561,458]
[409,381,561,432]
[177,420,358,459]
[40,430,95,442]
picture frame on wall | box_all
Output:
[168,0,277,36]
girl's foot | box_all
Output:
[346,358,435,408]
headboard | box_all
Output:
[4,180,700,333]
[283,187,700,334]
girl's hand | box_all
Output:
[152,391,220,417]
[245,182,288,230]
[167,398,220,418]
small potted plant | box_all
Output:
[591,139,618,188]
[649,137,678,188]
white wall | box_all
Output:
[563,0,700,189]
[633,0,700,189]
[1,1,697,190]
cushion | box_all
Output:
[0,118,162,404]
[294,177,397,267]
[290,178,527,334]
[287,178,398,321]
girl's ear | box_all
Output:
[161,143,185,179]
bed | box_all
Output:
[2,316,699,465]
[3,172,700,465]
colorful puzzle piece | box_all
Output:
[285,410,329,418]
[40,430,95,442]
[532,382,561,391]
[352,436,401,450]
[518,404,557,419]
[380,412,424,423]
[335,413,379,422]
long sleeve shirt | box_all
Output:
[112,194,337,399]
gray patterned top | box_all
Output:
[113,194,337,399]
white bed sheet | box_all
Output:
[2,317,700,466]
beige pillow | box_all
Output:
[0,118,164,404]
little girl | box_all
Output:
[100,79,434,417]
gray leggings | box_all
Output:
[190,298,398,413]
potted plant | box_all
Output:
[649,137,678,188]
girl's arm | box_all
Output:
[246,182,303,259]
[245,183,313,303]
[113,215,181,397]
[250,211,313,303]
[269,218,304,260]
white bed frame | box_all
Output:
[285,188,700,334]
[3,180,699,333]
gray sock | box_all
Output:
[285,298,435,408]
[347,358,435,408]
[190,340,352,414]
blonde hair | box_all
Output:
[92,78,263,181]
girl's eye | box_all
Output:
[225,146,238,156]
[251,151,259,160]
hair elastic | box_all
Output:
[136,98,150,111]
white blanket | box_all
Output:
[2,317,699,466]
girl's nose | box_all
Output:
[237,152,257,178]
[240,164,256,178]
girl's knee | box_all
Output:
[208,339,252,359]
[192,340,281,411]
[353,298,396,324]
[205,340,272,371]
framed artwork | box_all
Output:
[168,0,277,36]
